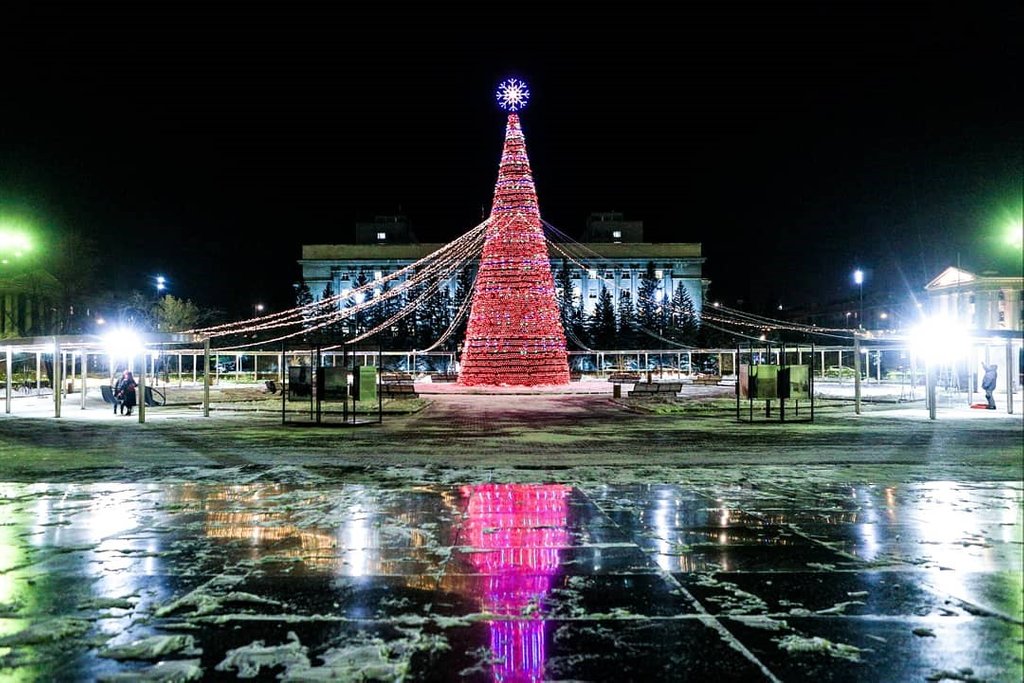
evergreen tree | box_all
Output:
[320,281,341,340]
[451,266,475,350]
[392,281,419,351]
[152,295,201,332]
[669,282,700,344]
[636,261,660,333]
[589,285,617,349]
[346,272,370,337]
[419,283,452,349]
[617,290,639,349]
[571,300,590,349]
[376,280,398,348]
[361,278,386,342]
[294,276,314,333]
[555,259,575,330]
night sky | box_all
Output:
[2,2,1020,319]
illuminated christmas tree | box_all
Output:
[459,78,570,386]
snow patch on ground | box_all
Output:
[215,631,309,678]
[776,634,864,661]
[99,634,199,660]
[0,617,91,645]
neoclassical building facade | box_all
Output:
[299,213,709,318]
[924,266,1023,332]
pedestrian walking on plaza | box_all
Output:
[118,370,139,416]
[981,362,998,410]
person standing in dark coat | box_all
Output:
[111,370,124,414]
[981,362,998,410]
[119,370,139,416]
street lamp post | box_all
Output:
[853,269,864,329]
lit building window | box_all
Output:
[655,270,664,279]
[612,230,622,239]
[588,269,597,278]
[374,271,382,280]
[377,232,387,241]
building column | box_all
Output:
[81,353,88,410]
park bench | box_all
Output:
[431,373,458,383]
[608,372,642,383]
[627,382,683,397]
[692,375,722,386]
[143,386,165,406]
[381,372,415,384]
[381,383,419,399]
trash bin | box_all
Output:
[613,384,621,398]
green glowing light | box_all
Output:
[991,205,1023,251]
[1007,219,1023,249]
[0,220,34,257]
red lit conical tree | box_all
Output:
[458,79,570,386]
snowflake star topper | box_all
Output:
[496,78,531,112]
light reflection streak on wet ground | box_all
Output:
[0,480,1020,681]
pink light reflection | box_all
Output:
[461,484,571,683]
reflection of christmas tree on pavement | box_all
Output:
[460,483,570,682]
[458,79,570,386]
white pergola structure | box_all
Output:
[1,332,199,423]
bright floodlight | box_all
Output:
[155,275,166,291]
[103,329,142,358]
[0,230,31,255]
[909,316,970,364]
[853,269,864,285]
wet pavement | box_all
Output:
[1,478,1020,681]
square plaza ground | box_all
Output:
[0,386,1021,681]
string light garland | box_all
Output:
[543,232,696,349]
[542,218,858,344]
[458,89,570,386]
[219,228,486,350]
[191,220,489,342]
